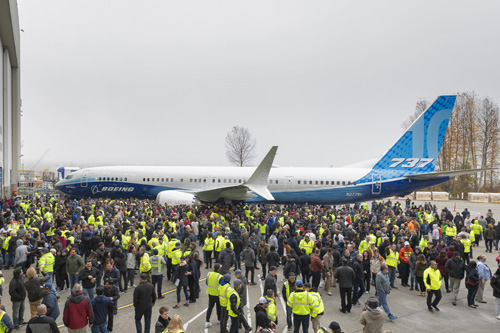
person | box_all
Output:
[218,274,232,333]
[66,249,85,291]
[334,258,355,313]
[154,306,171,333]
[424,260,442,312]
[310,249,324,290]
[476,255,492,303]
[352,253,365,307]
[26,304,59,333]
[490,267,500,320]
[413,254,427,297]
[63,283,94,332]
[41,283,60,321]
[205,263,222,328]
[282,273,296,331]
[127,245,137,288]
[264,266,278,297]
[234,270,251,333]
[219,243,236,276]
[287,280,314,333]
[435,250,450,293]
[25,266,50,318]
[103,278,120,331]
[79,260,100,300]
[139,246,152,284]
[150,249,166,300]
[55,249,70,292]
[316,321,343,333]
[164,314,184,333]
[91,286,114,333]
[375,264,397,321]
[384,245,398,289]
[308,287,324,333]
[203,233,215,269]
[133,273,156,333]
[323,248,334,296]
[359,296,384,333]
[465,260,480,308]
[242,245,256,285]
[172,259,190,309]
[103,262,120,289]
[485,224,496,253]
[39,248,55,283]
[9,266,26,329]
[254,297,274,332]
[445,251,465,306]
[228,279,243,333]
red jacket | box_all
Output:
[310,254,324,272]
[399,247,413,264]
[63,292,94,329]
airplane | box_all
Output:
[55,95,488,205]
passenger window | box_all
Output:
[180,178,183,182]
[204,179,207,183]
[320,181,323,185]
[194,179,197,183]
[107,177,110,181]
[213,179,215,183]
[348,181,351,185]
[315,181,318,185]
[125,178,127,181]
[298,180,301,184]
[171,178,173,182]
[353,181,357,185]
[238,179,242,183]
[190,179,193,182]
[218,179,221,183]
[326,181,329,185]
[337,181,340,185]
[120,177,122,181]
[342,181,346,185]
[276,180,279,184]
[161,178,164,182]
[309,181,312,185]
[143,178,145,182]
[229,179,232,183]
[224,179,226,183]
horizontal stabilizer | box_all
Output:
[246,184,275,201]
[404,168,497,180]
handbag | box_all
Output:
[467,278,477,286]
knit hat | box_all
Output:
[222,274,231,283]
[233,279,242,288]
[329,321,341,331]
[26,267,36,278]
[13,267,22,277]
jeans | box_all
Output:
[229,315,239,333]
[339,287,352,312]
[12,299,25,325]
[486,239,494,252]
[134,307,152,333]
[91,323,108,333]
[388,266,396,286]
[352,279,365,304]
[495,238,500,251]
[127,268,135,286]
[176,285,189,304]
[311,271,321,290]
[427,289,442,309]
[378,292,392,317]
[245,267,255,284]
[409,267,415,287]
[7,252,15,267]
[152,274,163,297]
[293,314,309,333]
[286,305,293,328]
[235,254,241,270]
[495,297,500,317]
[69,274,79,290]
[119,270,127,291]
[83,287,95,300]
[466,283,478,305]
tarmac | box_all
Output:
[2,200,500,332]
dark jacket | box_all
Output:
[283,260,297,279]
[218,248,235,269]
[266,250,280,268]
[232,238,243,256]
[242,247,255,268]
[25,274,50,302]
[173,263,189,287]
[254,304,272,329]
[264,273,277,297]
[445,257,465,279]
[334,265,355,288]
[103,266,120,286]
[91,295,114,325]
[352,259,364,281]
[54,254,68,275]
[26,315,59,333]
[78,266,100,289]
[41,290,60,320]
[9,275,26,302]
[133,281,156,311]
[114,254,127,272]
[155,315,170,333]
[63,291,94,329]
[103,285,120,307]
[491,270,500,298]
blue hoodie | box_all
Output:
[91,295,114,325]
[42,290,60,320]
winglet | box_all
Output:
[245,146,278,200]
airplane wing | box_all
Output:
[404,168,497,181]
[194,146,278,202]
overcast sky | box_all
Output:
[17,0,500,172]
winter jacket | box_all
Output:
[173,263,189,287]
[133,281,156,311]
[91,295,114,325]
[103,285,120,307]
[218,248,235,269]
[66,254,85,275]
[283,260,297,279]
[435,255,449,276]
[78,266,100,289]
[155,315,170,333]
[114,254,127,272]
[254,304,273,329]
[103,266,121,286]
[375,271,390,295]
[310,254,324,273]
[9,275,27,302]
[424,267,442,290]
[445,257,465,279]
[14,240,28,265]
[264,273,277,297]
[242,247,255,268]
[490,270,500,298]
[359,309,384,333]
[25,274,50,302]
[266,250,280,268]
[257,244,270,264]
[334,265,355,288]
[485,228,496,240]
[63,292,94,329]
[54,255,68,275]
[26,315,59,333]
[42,290,60,320]
[352,259,364,281]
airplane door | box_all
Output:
[285,176,295,191]
[81,171,88,188]
[372,174,381,194]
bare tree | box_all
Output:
[402,98,429,130]
[225,126,256,167]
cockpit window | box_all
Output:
[66,175,73,180]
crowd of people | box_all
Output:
[0,195,499,333]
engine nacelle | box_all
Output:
[156,190,199,206]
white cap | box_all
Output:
[404,241,410,246]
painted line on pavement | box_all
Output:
[184,308,207,330]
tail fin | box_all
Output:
[372,95,456,174]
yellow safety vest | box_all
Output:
[265,296,277,321]
[259,224,267,235]
[445,226,456,237]
[386,250,398,267]
[287,290,314,315]
[155,245,165,258]
[310,291,324,318]
[461,239,471,253]
[203,238,215,251]
[140,253,152,272]
[167,240,177,259]
[227,289,241,318]
[171,249,182,265]
[0,310,6,333]
[150,255,164,274]
[39,253,55,273]
[215,236,225,252]
[469,231,475,242]
[219,284,232,307]
[206,272,222,296]
[299,239,314,255]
